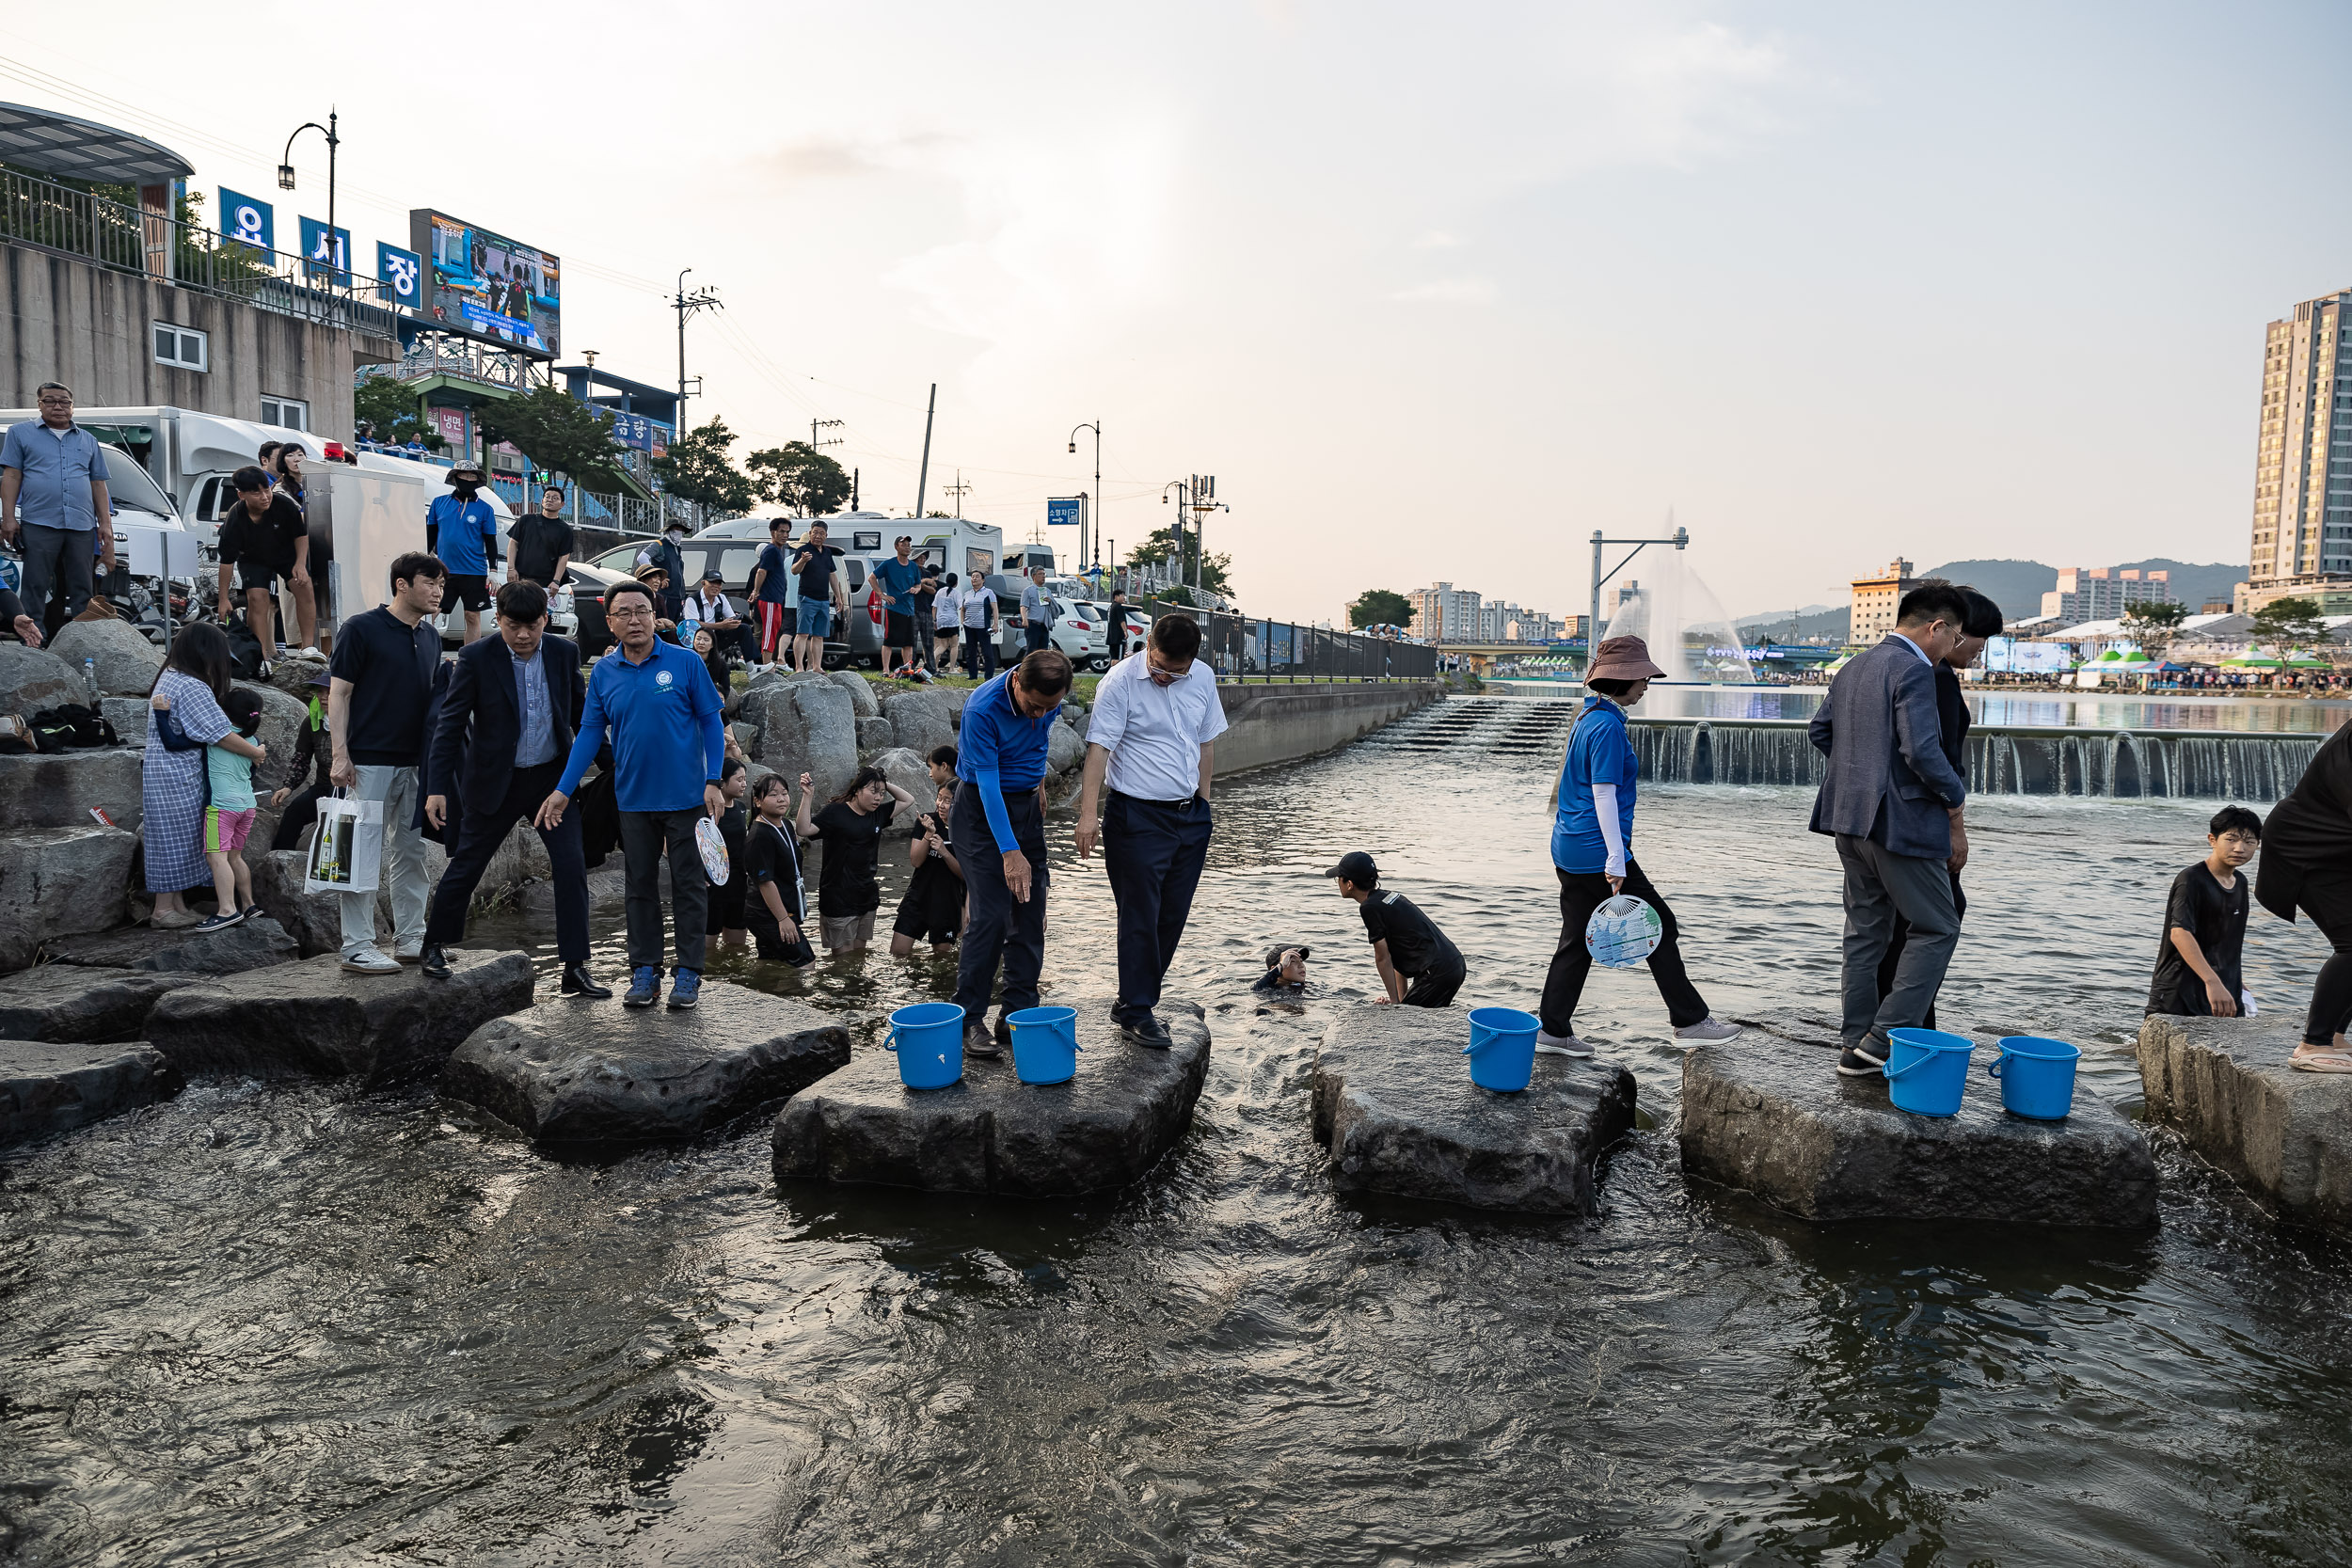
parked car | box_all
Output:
[977,577,1110,671]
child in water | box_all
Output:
[1254,945,1310,995]
[2146,804,2261,1020]
[890,784,965,957]
[744,772,814,966]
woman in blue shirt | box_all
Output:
[1539,635,1740,1055]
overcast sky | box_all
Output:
[7,3,2348,624]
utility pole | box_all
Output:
[912,383,937,518]
[672,268,722,432]
[809,418,844,453]
[943,469,973,515]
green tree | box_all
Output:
[1348,589,1413,629]
[650,418,755,514]
[2119,597,2190,666]
[353,373,440,450]
[2251,594,2328,652]
[477,383,630,493]
[744,441,851,515]
[1129,523,1233,599]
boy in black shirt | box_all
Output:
[2147,805,2262,1018]
[1326,850,1466,1006]
[215,465,317,668]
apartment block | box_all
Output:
[2040,566,2174,625]
[2247,287,2352,605]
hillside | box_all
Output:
[1737,605,1850,642]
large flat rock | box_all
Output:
[0,748,145,832]
[1311,1005,1637,1213]
[144,950,535,1086]
[0,1038,182,1148]
[442,982,849,1145]
[772,999,1211,1197]
[0,825,136,972]
[1680,1033,2157,1227]
[41,916,297,975]
[0,965,200,1042]
[2138,1014,2352,1232]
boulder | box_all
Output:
[249,849,342,956]
[1047,720,1085,775]
[856,714,896,752]
[0,825,136,972]
[0,1038,181,1148]
[1311,1006,1637,1212]
[872,747,937,839]
[882,691,956,762]
[0,643,83,715]
[773,998,1211,1196]
[827,669,881,719]
[2138,1013,2352,1232]
[0,748,144,832]
[521,863,636,925]
[1679,1034,2157,1227]
[102,697,151,745]
[145,949,536,1086]
[231,680,311,795]
[0,965,200,1042]
[747,676,860,802]
[43,915,297,974]
[933,684,971,718]
[46,617,163,696]
[443,983,849,1144]
[260,657,329,702]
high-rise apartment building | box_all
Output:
[2247,287,2352,604]
[2040,566,2173,625]
[1407,582,1482,642]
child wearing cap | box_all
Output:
[1326,852,1464,1006]
[1254,945,1310,994]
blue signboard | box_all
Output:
[377,242,422,308]
[298,216,350,282]
[218,187,274,253]
[1046,495,1084,529]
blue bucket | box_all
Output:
[1006,1006,1081,1085]
[1990,1036,2080,1120]
[1464,1006,1540,1092]
[1882,1028,1976,1117]
[884,1002,965,1090]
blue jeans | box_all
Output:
[951,781,1047,1028]
[1102,791,1213,1023]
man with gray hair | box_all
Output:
[0,382,116,629]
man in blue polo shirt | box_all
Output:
[952,648,1074,1057]
[425,463,502,644]
[0,381,116,629]
[538,579,728,1010]
[874,534,926,677]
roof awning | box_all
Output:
[0,102,195,183]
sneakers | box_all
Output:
[290,644,326,662]
[1534,1030,1592,1057]
[667,969,702,1010]
[1120,1012,1172,1049]
[623,966,660,1008]
[1674,1018,1743,1044]
[1836,1047,1886,1078]
[240,905,265,922]
[341,946,402,974]
[194,910,246,933]
[394,940,425,964]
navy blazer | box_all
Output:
[426,633,584,813]
[1806,635,1968,859]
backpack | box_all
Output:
[223,619,265,679]
[28,704,118,752]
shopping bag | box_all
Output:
[306,789,384,895]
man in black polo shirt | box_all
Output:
[1326,850,1466,1006]
[326,551,447,974]
[510,484,576,588]
[215,466,316,670]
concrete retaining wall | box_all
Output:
[1216,681,1440,776]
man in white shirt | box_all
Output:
[1074,613,1229,1048]
[688,569,751,661]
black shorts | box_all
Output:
[447,574,493,611]
[891,882,962,945]
[1401,963,1466,1008]
[705,874,748,934]
[751,915,817,966]
[884,610,915,648]
[235,560,299,597]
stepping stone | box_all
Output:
[442,982,850,1144]
[2138,1014,2352,1233]
[144,951,536,1086]
[0,824,136,972]
[1680,1034,2157,1227]
[1311,1005,1637,1213]
[1,1038,182,1148]
[41,917,298,975]
[772,999,1210,1197]
[0,965,202,1042]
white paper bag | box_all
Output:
[305,790,383,895]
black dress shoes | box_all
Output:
[419,944,452,980]
[562,964,614,1000]
[965,1022,1004,1060]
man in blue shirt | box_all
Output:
[951,648,1073,1056]
[538,579,728,1010]
[0,382,116,629]
[874,534,926,677]
[425,463,502,644]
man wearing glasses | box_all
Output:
[1073,613,1228,1049]
[0,381,116,632]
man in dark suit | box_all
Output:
[1808,578,1972,1077]
[418,579,612,997]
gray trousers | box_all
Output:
[1836,832,1961,1050]
[20,522,94,625]
[341,764,430,956]
[619,807,709,974]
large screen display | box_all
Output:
[408,209,561,356]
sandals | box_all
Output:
[2288,1049,2352,1074]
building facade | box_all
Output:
[2040,566,2173,624]
[2245,286,2352,610]
[1408,582,1482,642]
[1849,559,1915,643]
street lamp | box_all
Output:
[278,112,339,277]
[1068,420,1100,569]
[1588,525,1688,673]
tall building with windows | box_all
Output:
[1407,582,1482,642]
[2040,566,2172,624]
[1849,560,1916,643]
[2247,287,2352,609]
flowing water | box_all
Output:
[7,703,2352,1564]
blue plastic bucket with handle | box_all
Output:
[885,1002,965,1090]
[1989,1036,2080,1120]
[1006,1006,1081,1085]
[1464,1006,1540,1092]
[1883,1028,1976,1117]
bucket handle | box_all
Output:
[1884,1043,1974,1081]
[1986,1050,2009,1080]
[883,1026,901,1053]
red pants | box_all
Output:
[755,601,789,661]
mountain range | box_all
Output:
[1736,558,2248,642]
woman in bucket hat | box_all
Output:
[1538,634,1740,1054]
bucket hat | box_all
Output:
[444,463,486,484]
[1587,635,1666,682]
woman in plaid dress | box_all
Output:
[143,624,238,931]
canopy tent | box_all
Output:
[2221,649,2283,671]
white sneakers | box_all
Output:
[1674,1018,1743,1043]
[341,947,402,974]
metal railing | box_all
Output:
[1138,598,1438,681]
[0,166,401,336]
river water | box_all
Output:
[7,698,2352,1564]
[1492,679,2352,735]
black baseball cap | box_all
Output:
[700,567,724,583]
[1262,945,1311,969]
[1323,851,1377,885]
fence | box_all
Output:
[1,166,401,336]
[1138,598,1438,682]
[348,436,739,538]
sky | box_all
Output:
[6,2,2349,626]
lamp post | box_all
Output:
[278,111,339,281]
[1588,525,1688,676]
[1067,420,1100,569]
